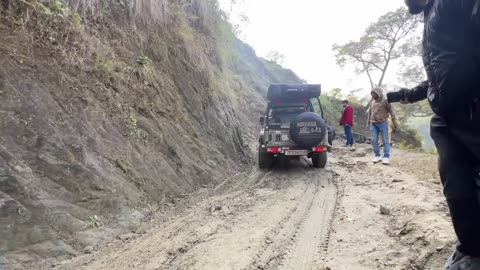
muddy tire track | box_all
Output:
[279,173,337,270]
[246,171,319,269]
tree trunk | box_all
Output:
[362,61,374,90]
[378,69,387,87]
[378,40,397,87]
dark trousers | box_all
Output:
[344,124,354,146]
[431,114,480,256]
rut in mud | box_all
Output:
[57,158,337,270]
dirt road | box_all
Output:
[58,158,337,270]
[325,147,454,270]
[56,146,455,270]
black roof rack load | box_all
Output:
[267,84,321,101]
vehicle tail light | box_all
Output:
[275,99,281,104]
[312,146,327,152]
[267,147,281,153]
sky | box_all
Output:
[218,0,411,97]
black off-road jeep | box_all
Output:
[258,84,332,169]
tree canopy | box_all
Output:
[333,7,422,89]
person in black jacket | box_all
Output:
[388,0,480,269]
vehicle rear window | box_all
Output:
[268,106,305,128]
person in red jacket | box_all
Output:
[340,100,354,147]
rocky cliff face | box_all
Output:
[0,1,302,268]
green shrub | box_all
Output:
[87,215,103,228]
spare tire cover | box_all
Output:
[290,112,326,147]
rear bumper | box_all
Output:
[260,145,329,156]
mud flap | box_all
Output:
[258,146,274,169]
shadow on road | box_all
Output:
[270,156,316,172]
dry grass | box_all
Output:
[4,0,214,28]
[17,2,219,86]
[64,0,214,26]
[6,0,221,27]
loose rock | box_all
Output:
[380,206,391,215]
[83,246,94,254]
[118,233,138,241]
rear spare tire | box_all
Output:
[290,112,326,148]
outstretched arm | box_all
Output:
[404,81,429,103]
[387,81,429,104]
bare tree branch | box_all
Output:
[333,7,422,90]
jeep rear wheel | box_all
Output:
[312,152,327,168]
[258,147,273,169]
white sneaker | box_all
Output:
[373,156,382,163]
[382,158,390,165]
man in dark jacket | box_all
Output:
[340,100,354,147]
[388,0,480,268]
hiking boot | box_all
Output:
[373,156,382,163]
[445,249,480,270]
[382,158,390,165]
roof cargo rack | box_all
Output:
[267,84,321,101]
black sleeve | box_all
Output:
[387,81,429,104]
[405,80,429,103]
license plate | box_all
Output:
[284,150,308,156]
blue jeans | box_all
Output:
[370,121,390,158]
[343,125,354,146]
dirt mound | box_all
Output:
[0,1,303,268]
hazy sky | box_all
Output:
[219,0,411,96]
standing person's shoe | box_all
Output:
[382,158,390,165]
[373,156,382,163]
[445,249,480,270]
